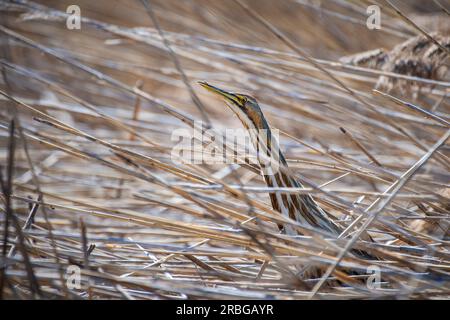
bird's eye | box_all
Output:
[240,96,248,104]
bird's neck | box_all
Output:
[250,125,340,235]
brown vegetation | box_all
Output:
[0,0,449,299]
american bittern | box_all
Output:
[199,81,343,236]
[199,82,378,276]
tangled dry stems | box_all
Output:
[0,0,449,299]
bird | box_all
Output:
[199,81,343,236]
[199,81,380,286]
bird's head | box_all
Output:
[199,81,268,131]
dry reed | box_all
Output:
[0,0,449,299]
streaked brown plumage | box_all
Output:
[199,81,342,236]
[200,82,379,284]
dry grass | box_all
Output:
[0,0,449,299]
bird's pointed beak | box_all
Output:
[198,81,241,106]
